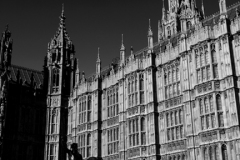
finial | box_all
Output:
[148,19,153,36]
[149,19,151,29]
[62,3,64,15]
[131,46,133,54]
[122,34,123,45]
[121,34,125,50]
[202,0,205,18]
[97,47,100,62]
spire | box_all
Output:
[60,3,66,27]
[158,20,163,42]
[202,0,205,18]
[97,47,101,62]
[148,19,153,37]
[120,34,125,50]
[162,0,166,21]
[76,59,79,73]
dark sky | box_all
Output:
[0,0,238,76]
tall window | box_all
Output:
[139,74,144,104]
[107,127,119,155]
[196,46,211,84]
[200,95,216,130]
[164,64,181,99]
[68,109,72,134]
[129,117,144,147]
[52,69,59,92]
[50,109,57,134]
[211,44,218,79]
[166,109,184,141]
[216,95,224,127]
[87,134,91,157]
[79,96,87,124]
[107,86,119,118]
[49,144,56,160]
[222,145,228,160]
[141,117,146,145]
[79,134,86,158]
[87,96,92,122]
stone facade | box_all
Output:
[63,1,240,160]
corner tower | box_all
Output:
[44,5,76,160]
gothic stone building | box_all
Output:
[2,0,240,160]
[0,26,46,160]
[51,0,240,160]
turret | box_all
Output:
[219,0,227,18]
[162,0,166,22]
[44,5,75,160]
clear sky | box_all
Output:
[0,0,238,76]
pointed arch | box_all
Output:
[222,144,228,160]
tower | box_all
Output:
[0,25,12,160]
[44,5,76,160]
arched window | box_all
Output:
[173,70,176,82]
[204,147,208,160]
[182,154,185,160]
[200,53,204,66]
[209,146,213,160]
[113,93,115,104]
[88,96,91,110]
[165,74,168,85]
[140,75,144,90]
[216,95,222,111]
[222,145,228,160]
[87,134,91,145]
[199,99,203,114]
[171,112,174,126]
[209,96,213,111]
[187,21,192,30]
[52,69,60,92]
[212,50,217,63]
[128,81,130,94]
[204,97,209,113]
[175,111,178,125]
[205,51,209,64]
[141,117,145,131]
[179,110,183,124]
[166,113,169,127]
[141,117,146,145]
[140,74,144,104]
[51,110,57,134]
[168,72,171,84]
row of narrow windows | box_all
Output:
[129,117,146,147]
[200,94,224,130]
